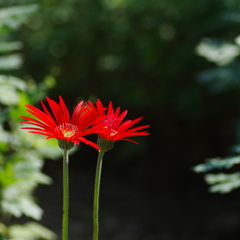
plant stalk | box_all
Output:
[93,150,105,240]
[62,149,69,240]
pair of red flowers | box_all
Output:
[20,97,149,151]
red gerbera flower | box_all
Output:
[94,100,150,151]
[20,96,106,150]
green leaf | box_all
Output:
[0,75,27,91]
[8,222,56,240]
[2,152,52,219]
[205,172,240,193]
[0,5,39,33]
[0,54,22,70]
[0,84,19,105]
[0,125,10,145]
[15,129,61,159]
[0,223,8,236]
[193,156,240,173]
[0,41,22,53]
[0,163,16,187]
[2,195,43,220]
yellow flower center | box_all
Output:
[102,126,118,137]
[56,123,78,138]
[109,129,118,137]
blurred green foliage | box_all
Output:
[3,0,240,199]
[0,0,231,192]
[193,1,240,194]
[19,0,223,109]
[193,157,240,193]
[13,0,240,174]
[196,37,240,93]
[13,0,239,130]
[0,2,60,240]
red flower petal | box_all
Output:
[20,96,107,148]
[94,100,150,144]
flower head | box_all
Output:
[20,96,106,150]
[94,100,150,151]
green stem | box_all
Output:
[93,150,105,240]
[62,149,69,240]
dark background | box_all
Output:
[7,0,240,239]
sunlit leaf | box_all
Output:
[205,172,240,193]
[2,193,43,220]
[0,54,22,70]
[9,222,56,240]
[0,85,19,105]
[193,156,240,173]
[0,75,27,91]
[196,39,240,66]
[0,41,22,53]
[0,4,38,32]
